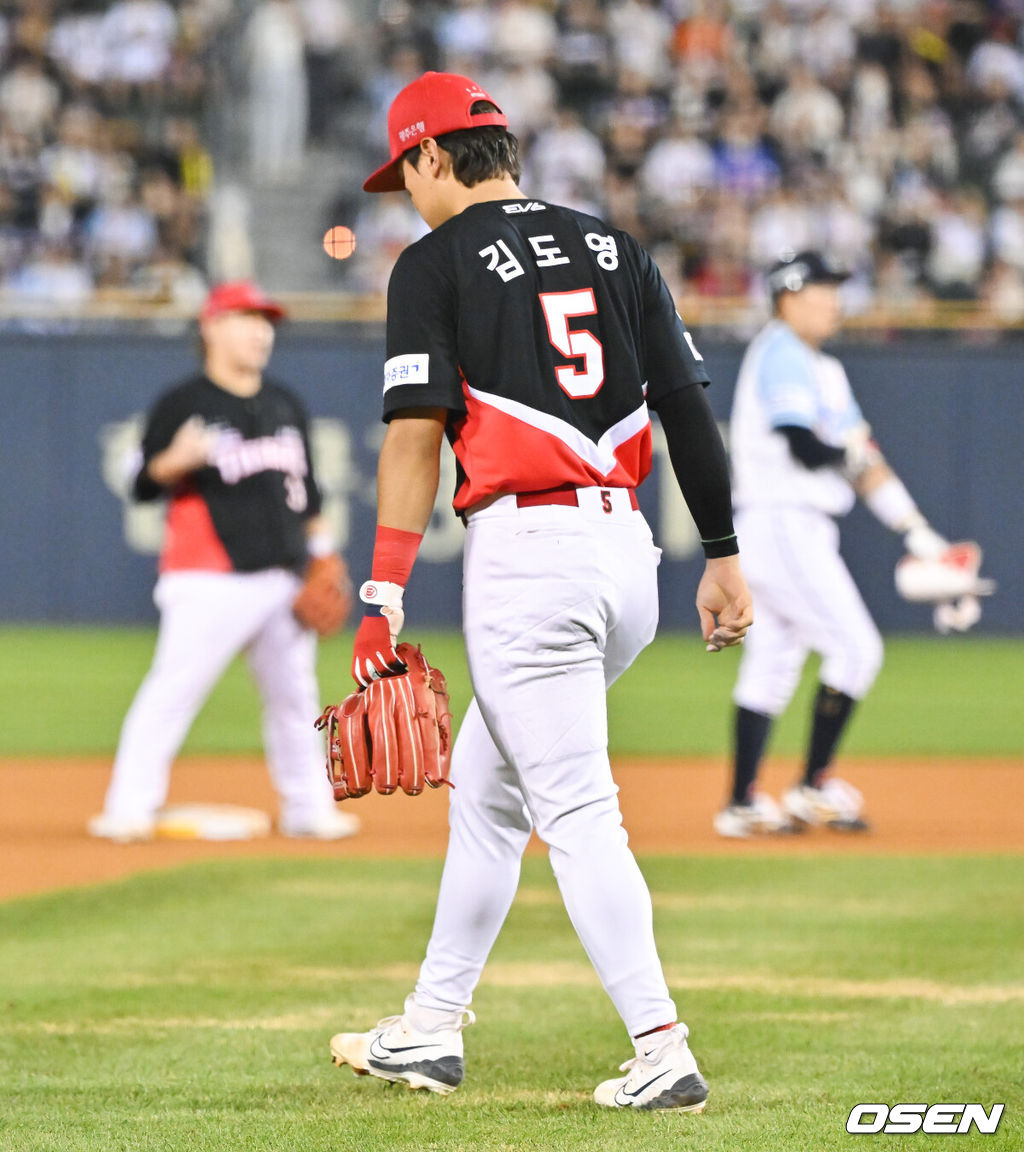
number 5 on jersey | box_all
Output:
[540,289,605,399]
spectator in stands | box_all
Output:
[992,128,1024,203]
[748,184,816,268]
[493,0,558,68]
[0,51,61,142]
[552,0,614,117]
[436,0,495,68]
[926,187,988,299]
[608,0,675,88]
[639,112,716,222]
[528,106,606,210]
[101,0,178,107]
[298,0,358,144]
[6,0,1024,322]
[40,104,104,221]
[346,192,426,296]
[769,65,845,163]
[245,0,308,184]
[3,237,93,308]
[712,102,781,204]
[83,158,158,278]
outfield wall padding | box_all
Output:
[0,328,1020,632]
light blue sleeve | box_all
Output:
[757,330,818,429]
[836,390,865,434]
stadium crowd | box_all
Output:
[5,0,1024,321]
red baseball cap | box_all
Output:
[200,280,287,323]
[364,71,508,193]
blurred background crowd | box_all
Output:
[5,0,1024,324]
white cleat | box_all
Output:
[782,777,869,831]
[594,1023,709,1112]
[330,998,475,1095]
[279,809,361,840]
[713,792,796,838]
[87,812,156,843]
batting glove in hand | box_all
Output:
[351,580,406,685]
[903,519,949,561]
[842,421,882,481]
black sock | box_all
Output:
[804,684,856,787]
[732,706,773,805]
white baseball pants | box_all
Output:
[100,569,337,824]
[732,506,884,716]
[413,488,679,1038]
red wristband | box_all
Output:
[371,525,423,585]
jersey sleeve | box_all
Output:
[634,241,711,408]
[382,241,465,421]
[132,387,191,501]
[286,389,323,518]
[757,332,819,430]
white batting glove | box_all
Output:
[842,421,882,480]
[351,581,407,687]
[903,519,949,561]
[359,580,405,642]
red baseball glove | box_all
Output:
[293,554,353,637]
[315,643,453,799]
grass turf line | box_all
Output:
[0,856,1021,1151]
[0,627,1021,757]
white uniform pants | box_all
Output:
[733,507,884,716]
[101,569,336,824]
[413,489,678,1037]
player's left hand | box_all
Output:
[697,555,754,652]
[293,554,353,636]
[903,519,949,561]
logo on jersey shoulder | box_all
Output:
[384,353,430,392]
[503,201,546,214]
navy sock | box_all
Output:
[732,706,773,804]
[804,684,856,786]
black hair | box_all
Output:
[402,101,522,187]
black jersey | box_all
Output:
[382,198,709,511]
[134,374,321,574]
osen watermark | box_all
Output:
[847,1103,1005,1135]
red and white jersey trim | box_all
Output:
[453,384,653,510]
[464,385,650,472]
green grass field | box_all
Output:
[1,627,1021,1150]
[1,856,1021,1151]
[0,627,1021,757]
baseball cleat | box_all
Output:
[86,812,156,843]
[594,1023,709,1112]
[713,792,799,838]
[279,809,361,840]
[782,778,870,831]
[329,998,475,1095]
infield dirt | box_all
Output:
[1,755,1021,902]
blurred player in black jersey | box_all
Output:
[88,281,359,844]
[328,72,752,1110]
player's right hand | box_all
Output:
[351,614,407,686]
[170,416,216,471]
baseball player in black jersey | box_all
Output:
[88,281,359,843]
[328,72,752,1110]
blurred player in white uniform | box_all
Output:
[716,251,949,838]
